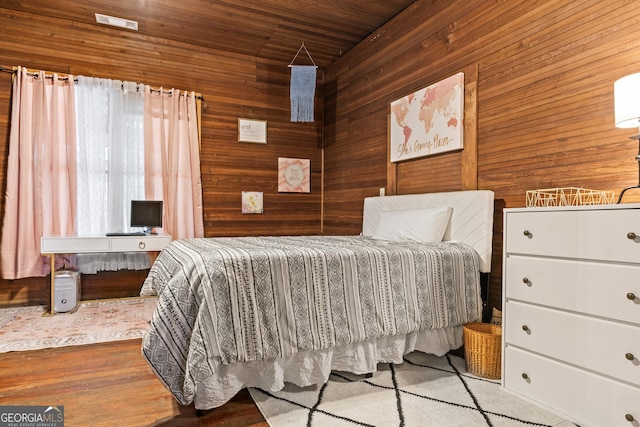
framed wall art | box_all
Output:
[241,191,264,214]
[238,118,267,143]
[389,72,464,162]
[278,158,310,193]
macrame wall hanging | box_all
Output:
[289,42,317,122]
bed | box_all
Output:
[140,190,494,409]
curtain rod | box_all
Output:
[0,65,204,101]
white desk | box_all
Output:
[41,234,171,315]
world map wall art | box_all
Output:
[389,72,464,162]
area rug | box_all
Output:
[0,297,157,353]
[249,352,576,427]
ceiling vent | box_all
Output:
[95,13,138,31]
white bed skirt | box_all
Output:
[191,326,462,410]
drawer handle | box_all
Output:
[523,230,533,238]
[522,325,530,332]
[626,414,635,422]
[626,353,635,361]
[522,277,531,286]
[628,293,637,301]
[521,373,529,380]
[628,232,638,240]
[138,241,146,250]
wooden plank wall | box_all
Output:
[323,0,640,313]
[0,8,322,306]
[3,1,640,312]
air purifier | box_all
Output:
[54,270,81,313]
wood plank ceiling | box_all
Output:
[1,0,416,69]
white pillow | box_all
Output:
[372,206,452,242]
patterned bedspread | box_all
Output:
[141,235,481,404]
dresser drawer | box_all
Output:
[110,235,171,252]
[505,255,640,325]
[504,346,640,427]
[504,209,640,263]
[505,301,640,385]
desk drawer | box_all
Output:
[504,209,640,262]
[110,236,171,252]
[41,237,110,253]
[505,301,640,385]
[504,346,640,427]
[505,255,640,324]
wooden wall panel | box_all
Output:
[323,0,640,314]
[3,0,640,313]
[0,8,322,306]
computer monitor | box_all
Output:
[130,200,163,233]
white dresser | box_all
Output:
[502,204,640,427]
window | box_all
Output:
[1,67,203,280]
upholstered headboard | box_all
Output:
[362,190,494,273]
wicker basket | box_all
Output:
[463,322,502,379]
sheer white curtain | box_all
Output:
[74,77,149,273]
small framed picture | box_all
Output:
[278,158,310,193]
[238,118,267,143]
[242,192,263,214]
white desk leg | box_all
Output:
[46,254,55,316]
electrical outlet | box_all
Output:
[379,188,385,197]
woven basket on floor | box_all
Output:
[463,322,502,379]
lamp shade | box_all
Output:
[615,72,640,128]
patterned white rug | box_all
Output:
[249,351,577,427]
[0,297,157,353]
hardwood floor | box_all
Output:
[0,339,268,426]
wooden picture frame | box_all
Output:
[238,118,267,143]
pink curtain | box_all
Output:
[1,67,77,279]
[143,87,204,239]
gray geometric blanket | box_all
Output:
[141,236,481,404]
